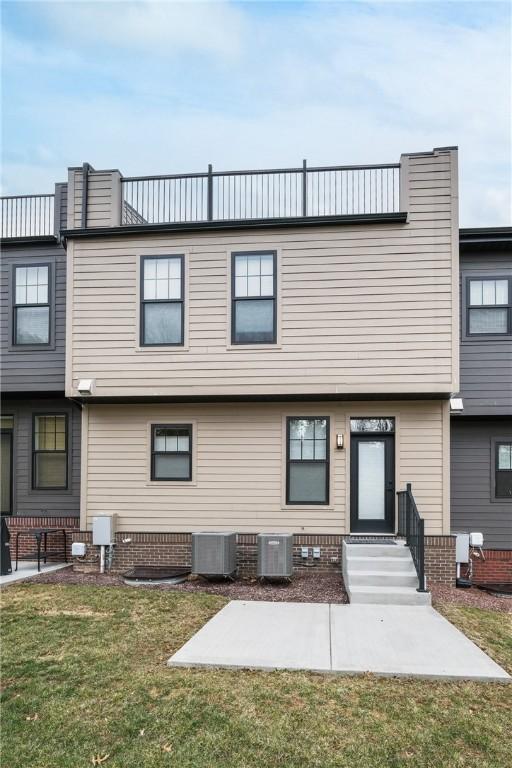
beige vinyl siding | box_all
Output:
[67,149,458,398]
[82,400,449,536]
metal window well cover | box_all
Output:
[123,566,190,585]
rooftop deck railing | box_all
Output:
[1,194,55,239]
[121,162,401,226]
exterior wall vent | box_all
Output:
[257,533,293,578]
[191,532,237,576]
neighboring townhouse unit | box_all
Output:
[0,185,81,555]
[61,147,460,588]
[451,227,512,582]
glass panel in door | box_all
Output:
[358,440,385,520]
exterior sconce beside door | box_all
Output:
[336,433,344,449]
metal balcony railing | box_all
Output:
[121,162,400,226]
[1,194,55,239]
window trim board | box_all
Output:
[491,436,512,503]
[150,422,193,482]
[463,274,512,340]
[230,250,278,345]
[285,415,330,506]
[31,412,69,491]
[9,261,55,351]
[140,254,185,347]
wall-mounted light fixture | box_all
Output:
[336,433,344,449]
[450,397,464,413]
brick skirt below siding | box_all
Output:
[470,550,512,583]
[72,531,456,586]
[5,517,79,562]
[424,535,456,586]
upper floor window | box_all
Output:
[495,442,512,500]
[32,414,67,490]
[14,265,50,345]
[151,424,192,481]
[467,277,511,336]
[141,256,184,346]
[232,252,276,344]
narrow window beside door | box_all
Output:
[286,417,329,504]
[232,252,276,344]
[33,414,68,490]
[141,256,184,346]
[14,265,50,345]
[151,424,192,481]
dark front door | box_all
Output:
[1,430,13,515]
[350,434,394,533]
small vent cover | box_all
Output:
[257,534,293,578]
[192,532,237,576]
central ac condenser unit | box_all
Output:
[191,532,237,577]
[257,533,293,578]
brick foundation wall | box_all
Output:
[424,535,456,586]
[469,550,512,583]
[72,531,343,575]
[5,517,79,562]
[71,530,457,586]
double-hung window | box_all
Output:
[495,442,512,499]
[232,251,276,344]
[467,277,511,336]
[141,256,184,346]
[32,414,67,490]
[286,417,329,504]
[14,265,50,345]
[151,424,192,481]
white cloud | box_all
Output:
[2,1,510,226]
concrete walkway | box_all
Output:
[0,561,70,586]
[168,600,510,682]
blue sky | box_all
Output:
[2,0,511,225]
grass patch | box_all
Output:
[1,583,511,768]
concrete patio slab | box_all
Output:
[0,562,70,587]
[168,600,510,682]
[330,604,510,682]
[169,600,331,672]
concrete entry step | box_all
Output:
[345,543,410,558]
[348,570,419,588]
[347,555,414,572]
[348,585,431,606]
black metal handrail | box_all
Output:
[397,483,427,592]
[121,161,400,225]
[1,194,55,238]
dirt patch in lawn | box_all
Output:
[28,566,348,603]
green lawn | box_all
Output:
[1,584,511,768]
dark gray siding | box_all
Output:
[459,249,512,416]
[451,417,512,549]
[2,398,80,517]
[0,242,66,392]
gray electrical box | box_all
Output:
[92,515,116,546]
[192,532,237,576]
[257,533,293,578]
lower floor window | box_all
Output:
[33,414,67,489]
[495,442,512,499]
[151,424,192,481]
[286,417,329,504]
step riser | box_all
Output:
[349,573,418,588]
[347,589,431,606]
[346,558,413,572]
[345,545,409,558]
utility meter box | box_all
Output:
[92,515,116,546]
[469,532,484,548]
[454,533,470,564]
